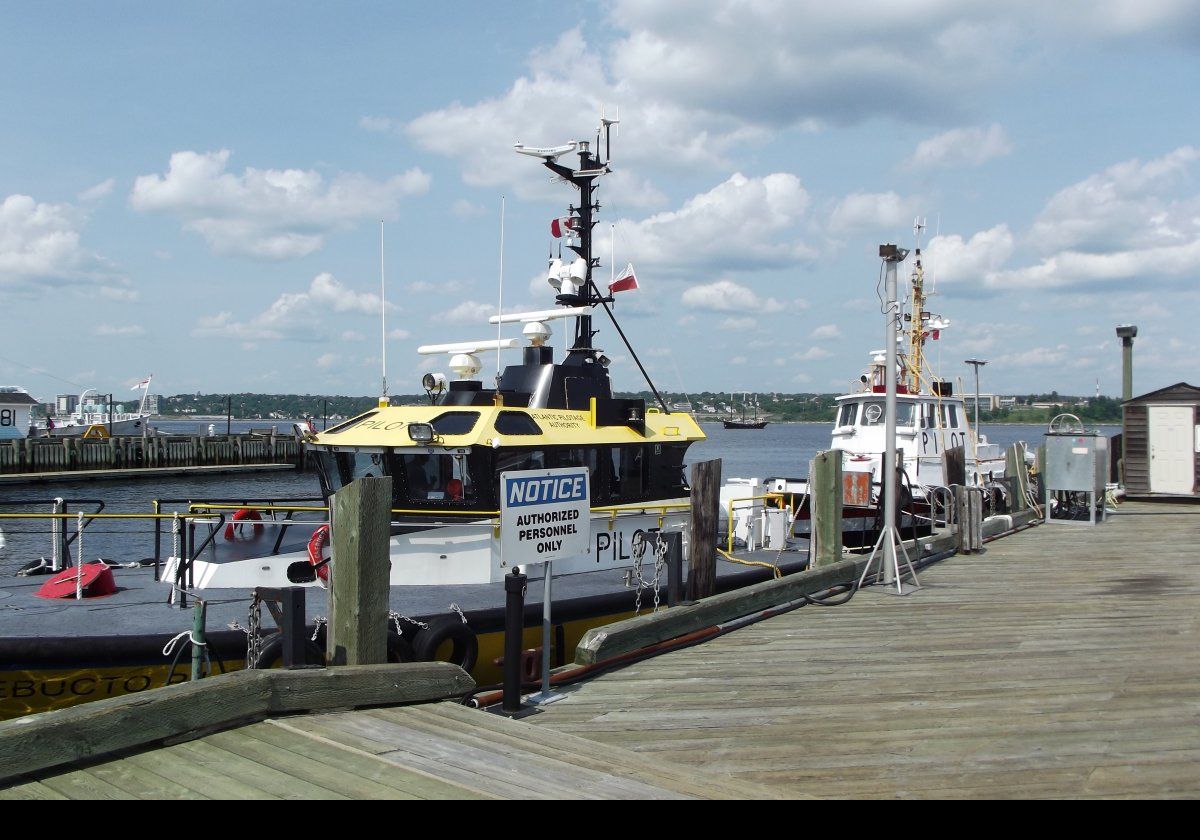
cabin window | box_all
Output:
[549,447,603,499]
[495,448,546,474]
[323,411,379,435]
[494,412,542,435]
[947,404,960,428]
[430,411,479,436]
[836,404,857,427]
[332,451,385,485]
[612,446,648,499]
[394,452,476,503]
[859,401,914,426]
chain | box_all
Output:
[390,611,428,634]
[246,592,262,669]
[448,603,468,625]
[74,512,84,600]
[651,533,668,613]
[311,616,327,642]
[632,534,647,615]
[172,512,181,560]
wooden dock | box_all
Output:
[524,500,1200,798]
[3,501,1196,799]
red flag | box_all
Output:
[609,263,639,294]
[550,217,578,238]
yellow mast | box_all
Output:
[905,224,927,394]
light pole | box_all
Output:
[1115,325,1137,401]
[965,358,987,430]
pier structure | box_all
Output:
[0,432,305,482]
[0,493,1196,798]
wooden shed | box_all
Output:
[1121,382,1200,497]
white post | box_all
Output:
[883,255,899,585]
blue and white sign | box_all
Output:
[500,467,590,565]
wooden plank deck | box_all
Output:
[527,501,1200,799]
[0,703,779,799]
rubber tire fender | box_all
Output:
[310,626,415,664]
[412,614,478,672]
[252,633,326,668]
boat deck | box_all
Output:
[520,500,1200,798]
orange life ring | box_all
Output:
[307,524,331,586]
[223,508,264,541]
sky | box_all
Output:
[2,1,1198,404]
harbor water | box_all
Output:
[0,422,1116,572]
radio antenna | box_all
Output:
[379,220,389,407]
[496,196,505,389]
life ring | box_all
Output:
[307,525,331,587]
[412,614,478,672]
[223,508,264,541]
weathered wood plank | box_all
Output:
[328,476,393,665]
[0,662,473,786]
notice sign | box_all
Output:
[500,467,590,565]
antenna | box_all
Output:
[379,220,389,407]
[496,196,505,388]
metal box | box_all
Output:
[1044,431,1109,524]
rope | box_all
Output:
[162,630,208,657]
[716,547,782,579]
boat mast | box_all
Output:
[906,218,927,394]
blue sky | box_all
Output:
[2,1,1198,404]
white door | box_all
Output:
[1149,405,1194,494]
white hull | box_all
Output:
[164,503,690,590]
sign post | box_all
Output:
[500,467,590,705]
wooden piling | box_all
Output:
[809,450,843,567]
[687,459,721,601]
[1005,443,1029,512]
[944,445,966,487]
[327,476,393,666]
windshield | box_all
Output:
[858,401,915,427]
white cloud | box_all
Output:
[388,327,411,340]
[193,273,388,341]
[315,353,339,370]
[608,173,816,273]
[904,124,1013,169]
[682,278,784,313]
[925,225,1015,287]
[341,330,365,342]
[130,150,431,259]
[719,316,756,331]
[439,300,496,325]
[0,194,109,289]
[78,179,116,203]
[451,200,487,219]
[829,192,920,235]
[93,324,144,338]
[795,347,833,361]
[811,324,842,341]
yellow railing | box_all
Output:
[724,493,787,553]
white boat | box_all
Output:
[35,376,154,437]
[725,227,1017,545]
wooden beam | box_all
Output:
[328,476,393,666]
[0,663,474,786]
[687,459,721,600]
[809,450,843,567]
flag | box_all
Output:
[131,376,151,390]
[550,217,578,238]
[609,263,639,294]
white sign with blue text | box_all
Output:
[500,467,590,565]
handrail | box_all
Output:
[724,493,786,553]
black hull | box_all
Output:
[722,421,768,429]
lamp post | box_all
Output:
[964,358,987,430]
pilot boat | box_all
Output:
[725,230,1012,544]
[0,123,805,720]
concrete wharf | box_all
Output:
[1,500,1196,798]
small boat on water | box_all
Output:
[33,377,155,437]
[723,392,768,430]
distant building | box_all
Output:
[143,394,160,414]
[56,394,78,415]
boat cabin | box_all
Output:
[310,403,700,514]
[0,387,36,440]
[832,393,971,459]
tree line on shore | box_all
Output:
[155,390,1124,425]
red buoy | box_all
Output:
[35,563,118,600]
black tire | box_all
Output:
[412,615,478,672]
[252,633,325,668]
